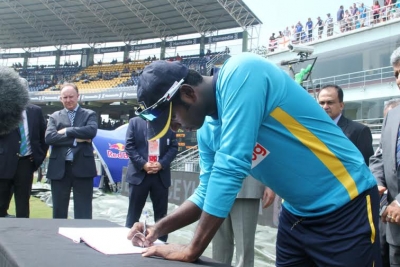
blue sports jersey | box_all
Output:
[188,53,376,218]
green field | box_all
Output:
[8,195,52,218]
[7,178,53,218]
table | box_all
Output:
[0,218,229,267]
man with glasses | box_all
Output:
[128,53,381,266]
[317,84,374,165]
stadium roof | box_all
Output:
[0,0,262,49]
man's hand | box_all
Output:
[262,187,276,208]
[127,222,158,248]
[76,138,91,143]
[382,200,400,224]
[57,128,66,135]
[143,162,156,174]
[378,186,387,196]
[150,162,162,172]
[143,162,161,174]
[142,244,196,262]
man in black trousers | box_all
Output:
[125,116,178,241]
[0,76,48,218]
[45,83,97,219]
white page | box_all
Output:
[58,227,164,255]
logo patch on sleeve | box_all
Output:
[251,143,269,169]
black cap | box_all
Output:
[137,60,189,140]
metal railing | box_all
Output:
[303,66,395,90]
[171,145,200,172]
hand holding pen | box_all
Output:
[128,211,158,247]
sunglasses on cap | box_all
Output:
[135,79,185,121]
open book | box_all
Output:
[58,227,164,255]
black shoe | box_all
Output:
[5,214,16,218]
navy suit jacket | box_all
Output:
[338,115,374,166]
[0,104,48,179]
[45,106,98,180]
[125,117,178,188]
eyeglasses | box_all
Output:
[135,79,184,121]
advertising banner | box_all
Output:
[92,124,129,184]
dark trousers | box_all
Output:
[50,162,93,219]
[381,220,390,267]
[0,157,34,218]
[125,174,168,242]
[276,186,381,267]
[389,244,400,266]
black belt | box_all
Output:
[19,155,31,160]
[65,161,73,165]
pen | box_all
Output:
[142,211,148,248]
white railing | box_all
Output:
[171,145,200,172]
[303,66,394,90]
[268,3,400,53]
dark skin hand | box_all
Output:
[127,201,224,262]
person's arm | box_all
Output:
[45,115,75,146]
[37,107,49,156]
[65,110,97,139]
[369,114,386,191]
[125,118,147,170]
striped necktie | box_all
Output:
[66,110,76,157]
[19,122,28,156]
[397,125,400,167]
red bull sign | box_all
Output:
[107,143,128,159]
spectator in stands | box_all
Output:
[45,83,98,219]
[358,3,367,26]
[373,1,381,24]
[176,54,182,61]
[314,16,324,39]
[269,33,277,52]
[344,9,353,31]
[225,46,230,54]
[326,13,334,36]
[351,3,358,16]
[337,5,345,32]
[124,117,178,242]
[295,22,303,42]
[283,26,290,37]
[305,18,313,41]
[290,25,297,43]
[318,84,374,165]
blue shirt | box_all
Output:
[188,53,376,218]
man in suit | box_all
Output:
[212,177,275,267]
[0,78,48,218]
[45,83,98,219]
[125,116,178,242]
[318,84,374,165]
[370,46,400,266]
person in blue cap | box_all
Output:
[128,52,381,266]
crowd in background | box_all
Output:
[269,1,400,52]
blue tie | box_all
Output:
[397,126,400,167]
[66,110,75,157]
[19,122,28,156]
